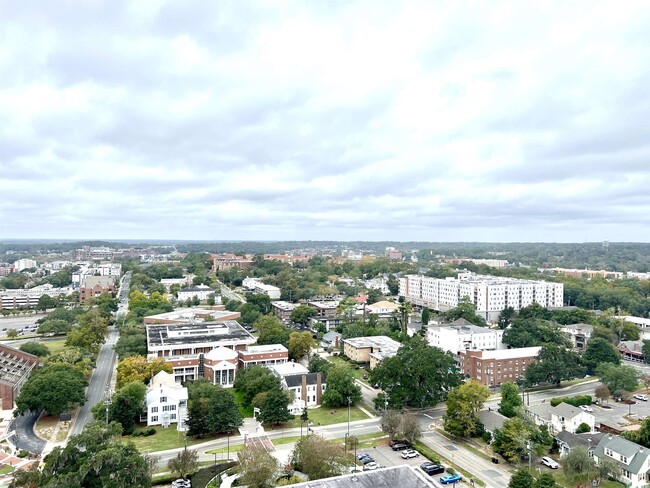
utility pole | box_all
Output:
[105,388,112,426]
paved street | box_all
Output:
[69,328,119,437]
[9,411,46,454]
[219,283,245,303]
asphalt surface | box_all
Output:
[10,411,46,454]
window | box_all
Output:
[171,414,176,420]
[151,407,158,413]
[152,416,158,422]
[623,469,631,479]
[621,455,628,464]
[605,448,613,457]
[160,397,167,403]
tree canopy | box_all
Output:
[443,380,490,437]
[186,379,243,436]
[320,363,361,408]
[16,363,87,416]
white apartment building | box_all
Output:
[0,284,72,310]
[14,259,37,272]
[399,273,563,322]
[146,371,188,428]
[242,277,281,299]
[427,323,504,355]
[177,284,215,302]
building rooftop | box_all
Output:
[343,336,402,353]
[430,323,493,334]
[594,435,650,474]
[144,308,240,324]
[479,410,508,433]
[465,346,541,360]
[204,346,239,361]
[146,320,254,347]
[271,301,299,311]
[271,362,309,377]
[243,344,288,354]
[284,372,323,388]
[179,284,214,292]
[288,465,435,488]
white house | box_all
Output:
[593,434,650,488]
[282,372,327,415]
[146,371,188,428]
[177,284,215,302]
[526,402,595,435]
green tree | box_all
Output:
[595,384,611,404]
[371,336,460,408]
[234,365,282,405]
[16,363,87,415]
[239,303,262,325]
[186,379,243,436]
[443,380,490,437]
[397,300,413,335]
[36,294,57,311]
[381,410,402,439]
[247,293,272,314]
[66,308,109,355]
[596,363,639,393]
[308,355,331,376]
[109,381,146,435]
[6,328,18,339]
[508,468,534,488]
[525,345,583,387]
[562,445,594,481]
[8,463,40,488]
[114,326,147,358]
[576,422,591,434]
[321,364,361,408]
[582,337,620,373]
[498,306,516,330]
[288,331,316,360]
[443,297,486,326]
[258,386,293,425]
[643,340,650,364]
[534,473,560,488]
[290,434,348,480]
[421,307,430,326]
[238,445,279,488]
[503,319,571,349]
[40,421,152,488]
[387,274,399,295]
[624,417,650,447]
[167,449,198,479]
[37,318,72,336]
[499,382,523,418]
[492,417,550,462]
[255,315,291,346]
[19,341,50,357]
[290,305,317,325]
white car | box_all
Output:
[579,405,594,412]
[401,449,420,459]
[634,394,648,401]
[363,462,379,470]
[541,457,559,469]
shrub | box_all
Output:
[481,431,492,443]
[18,450,29,458]
[148,428,157,436]
[446,467,456,475]
[576,423,591,434]
[550,395,592,407]
[413,440,440,464]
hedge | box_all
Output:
[550,395,592,407]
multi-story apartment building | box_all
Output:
[427,322,504,355]
[399,273,563,322]
[343,336,402,369]
[79,275,116,303]
[14,259,37,272]
[0,263,15,276]
[271,301,299,323]
[242,277,281,299]
[0,284,72,310]
[460,347,541,387]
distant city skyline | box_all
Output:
[1,1,649,242]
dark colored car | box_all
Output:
[420,462,445,475]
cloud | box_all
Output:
[1,0,649,242]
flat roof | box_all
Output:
[465,346,541,360]
[244,344,288,354]
[343,336,402,352]
[144,309,238,322]
[146,320,254,347]
[271,362,309,377]
[288,465,435,487]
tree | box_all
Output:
[401,412,423,445]
[66,309,109,355]
[576,422,591,434]
[37,318,72,336]
[16,363,87,416]
[40,420,152,488]
[443,380,490,437]
[499,382,523,418]
[308,355,331,376]
[288,331,316,360]
[186,379,242,436]
[36,294,57,311]
[643,340,650,364]
[508,468,534,488]
[116,356,172,388]
[503,319,571,349]
[595,456,621,482]
[624,417,650,448]
[421,307,430,326]
[19,341,50,357]
[247,293,272,314]
[387,274,399,295]
[595,384,611,404]
[234,365,281,405]
[443,297,486,326]
[525,345,583,387]
[167,449,198,479]
[291,434,348,480]
[371,336,460,408]
[397,300,413,335]
[596,363,639,393]
[239,303,262,325]
[6,328,18,339]
[258,386,293,425]
[534,473,560,488]
[582,337,620,373]
[381,410,402,439]
[562,446,594,481]
[255,315,291,346]
[238,445,279,488]
[290,305,317,325]
[321,364,361,408]
[109,381,146,435]
[492,417,551,462]
[8,463,40,488]
[497,306,516,330]
[114,327,147,358]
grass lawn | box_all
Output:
[325,356,366,380]
[205,443,245,456]
[265,405,370,431]
[0,464,14,475]
[552,470,625,488]
[124,425,223,453]
[34,415,68,442]
[233,390,253,418]
[43,338,68,355]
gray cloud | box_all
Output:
[1,0,649,242]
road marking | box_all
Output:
[423,413,433,419]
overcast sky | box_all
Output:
[1,1,649,242]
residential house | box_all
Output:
[619,340,645,362]
[593,434,650,488]
[526,402,595,435]
[282,372,326,414]
[146,371,188,428]
[560,323,594,350]
[555,431,604,458]
[289,465,436,488]
[320,331,343,350]
[479,410,508,437]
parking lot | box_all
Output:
[356,444,469,486]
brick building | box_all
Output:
[460,347,541,387]
[79,275,116,304]
[0,344,39,410]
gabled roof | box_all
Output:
[450,318,475,326]
[555,431,603,449]
[479,410,508,432]
[553,402,584,419]
[149,370,176,389]
[284,373,323,388]
[594,435,650,474]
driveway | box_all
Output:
[10,412,46,454]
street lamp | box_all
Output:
[347,397,351,437]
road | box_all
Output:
[10,411,46,454]
[69,328,119,437]
[219,283,245,303]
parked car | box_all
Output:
[401,449,420,459]
[356,453,371,461]
[390,442,408,451]
[541,457,560,469]
[420,462,445,475]
[361,456,375,465]
[440,474,462,484]
[363,462,379,470]
[579,405,594,412]
[389,439,410,449]
[634,394,648,401]
[172,479,191,488]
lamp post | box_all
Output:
[345,432,349,453]
[347,397,351,437]
[227,427,231,461]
